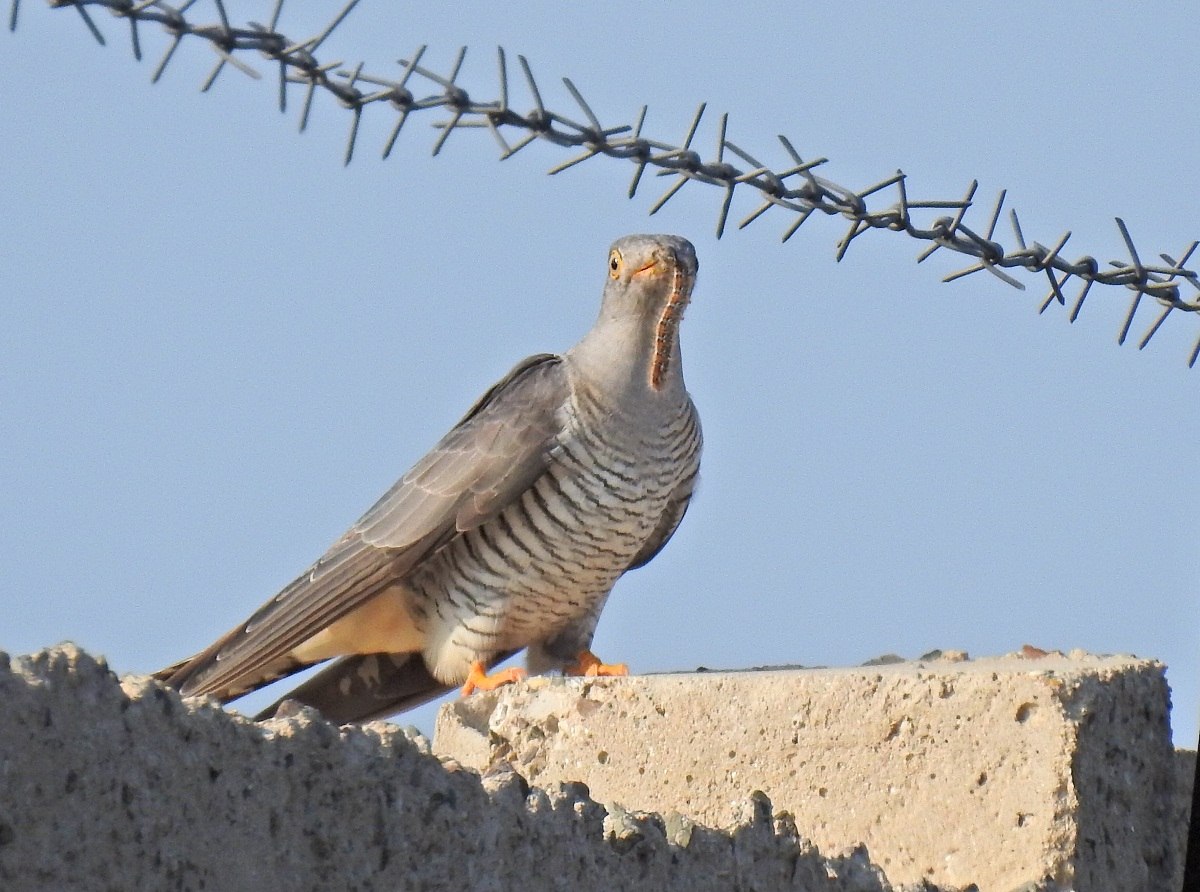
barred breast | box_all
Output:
[407,381,701,684]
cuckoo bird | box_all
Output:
[156,234,702,723]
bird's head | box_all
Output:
[597,234,699,391]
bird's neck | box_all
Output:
[566,310,686,408]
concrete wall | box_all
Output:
[0,645,1191,891]
[436,652,1192,891]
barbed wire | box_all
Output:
[12,0,1200,367]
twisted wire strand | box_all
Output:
[13,0,1200,366]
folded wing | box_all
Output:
[157,354,570,701]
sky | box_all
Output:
[2,3,1198,746]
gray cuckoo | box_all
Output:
[156,234,702,723]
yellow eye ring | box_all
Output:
[608,250,623,279]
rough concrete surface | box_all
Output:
[435,652,1191,892]
[1,644,981,892]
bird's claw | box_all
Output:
[460,661,527,697]
[567,649,629,678]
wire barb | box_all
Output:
[27,0,1200,366]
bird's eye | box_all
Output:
[609,250,622,279]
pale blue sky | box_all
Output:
[3,3,1197,744]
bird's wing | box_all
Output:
[158,354,570,701]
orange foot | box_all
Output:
[460,660,527,697]
[566,649,629,678]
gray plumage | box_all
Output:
[156,234,702,722]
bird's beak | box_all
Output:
[631,248,676,279]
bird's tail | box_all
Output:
[253,649,521,724]
[253,652,451,723]
[153,650,318,704]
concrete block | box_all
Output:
[434,652,1185,891]
[0,644,957,892]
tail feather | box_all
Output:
[255,652,447,723]
[154,650,317,703]
[255,649,520,724]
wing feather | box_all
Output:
[159,354,570,701]
[255,648,520,724]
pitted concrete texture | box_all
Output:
[434,652,1187,892]
[1,645,977,892]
